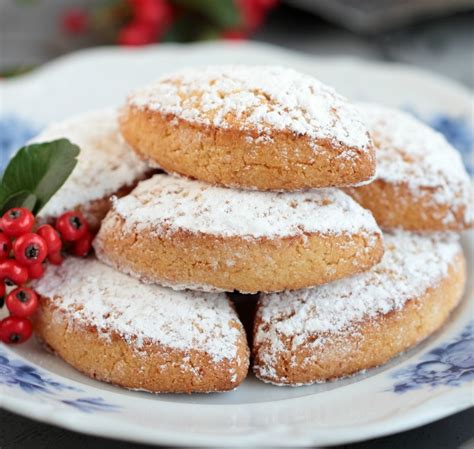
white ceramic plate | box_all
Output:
[0,42,473,447]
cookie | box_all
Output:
[345,104,473,231]
[120,65,375,190]
[253,231,465,386]
[33,257,249,393]
[94,174,384,293]
[31,109,150,231]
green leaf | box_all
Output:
[0,139,80,215]
[0,191,37,215]
[162,15,195,42]
[197,25,222,41]
[173,0,240,28]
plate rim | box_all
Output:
[1,41,473,99]
[1,386,472,447]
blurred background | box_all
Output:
[0,0,473,87]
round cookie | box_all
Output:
[120,65,375,191]
[253,231,465,386]
[94,174,384,294]
[33,257,249,394]
[345,104,473,232]
[31,109,151,231]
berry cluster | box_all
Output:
[0,208,92,345]
[60,0,278,47]
[118,0,173,46]
[231,0,279,35]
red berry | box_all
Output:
[0,260,29,285]
[0,316,33,344]
[13,233,48,266]
[0,232,11,260]
[61,8,88,35]
[221,29,248,40]
[28,263,45,280]
[48,251,64,266]
[130,0,172,26]
[1,208,35,238]
[237,0,265,29]
[6,287,39,318]
[0,282,5,308]
[73,232,93,257]
[37,224,62,254]
[118,21,156,46]
[56,211,88,241]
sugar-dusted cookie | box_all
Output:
[253,231,465,386]
[120,65,375,190]
[94,174,383,293]
[31,109,150,231]
[345,104,473,231]
[33,257,249,393]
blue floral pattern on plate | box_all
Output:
[0,349,119,413]
[405,110,474,175]
[0,116,39,172]
[391,322,474,393]
[429,115,473,174]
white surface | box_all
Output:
[0,42,473,447]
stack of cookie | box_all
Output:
[32,66,472,392]
[253,102,471,385]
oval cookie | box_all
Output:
[94,174,384,293]
[345,104,473,231]
[253,231,465,385]
[33,257,249,393]
[31,109,150,231]
[120,65,375,190]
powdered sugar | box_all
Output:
[30,109,148,218]
[128,65,371,152]
[357,103,473,224]
[34,257,243,363]
[108,174,381,239]
[255,231,461,353]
